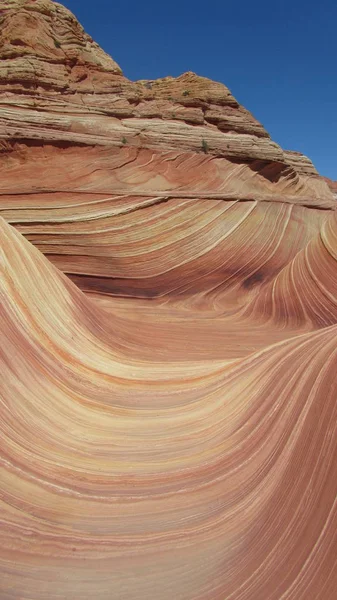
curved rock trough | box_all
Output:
[0,1,336,598]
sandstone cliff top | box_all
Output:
[0,0,326,182]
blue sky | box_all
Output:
[63,0,336,179]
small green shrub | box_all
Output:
[182,90,190,96]
[201,139,209,153]
[53,39,61,48]
[121,137,127,144]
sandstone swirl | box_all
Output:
[0,1,337,599]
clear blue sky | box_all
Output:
[62,0,336,179]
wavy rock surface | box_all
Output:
[0,0,334,294]
[1,208,337,600]
[323,176,337,198]
[0,1,337,599]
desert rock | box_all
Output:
[0,1,336,599]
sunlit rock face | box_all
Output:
[323,176,337,198]
[0,1,337,599]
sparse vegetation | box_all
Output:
[121,137,127,145]
[53,39,61,48]
[172,112,176,118]
[182,90,190,96]
[201,139,209,154]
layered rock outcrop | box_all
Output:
[0,0,332,173]
[1,199,337,600]
[0,2,334,294]
[323,176,337,195]
[0,1,337,599]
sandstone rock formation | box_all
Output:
[0,1,336,599]
[323,176,337,196]
[0,1,332,175]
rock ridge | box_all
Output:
[0,0,329,181]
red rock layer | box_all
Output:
[0,0,332,172]
[1,209,337,599]
[0,143,334,296]
[0,1,337,599]
[0,0,334,295]
[322,176,337,194]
